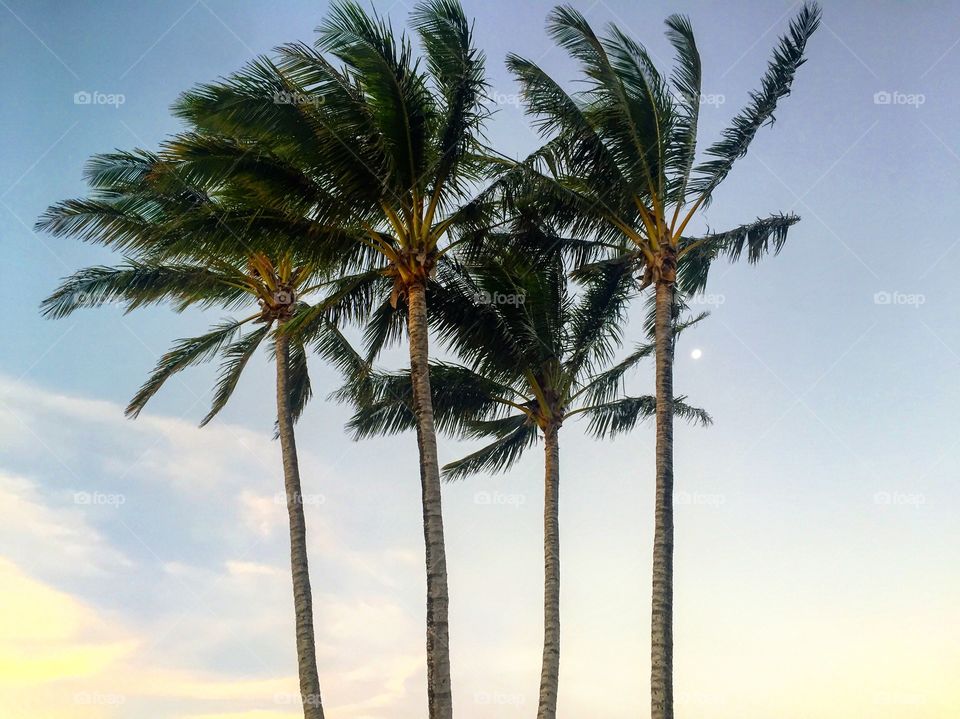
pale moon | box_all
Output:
[691,348,703,360]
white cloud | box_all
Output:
[0,472,131,577]
[0,375,435,718]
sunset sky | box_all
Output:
[2,0,959,717]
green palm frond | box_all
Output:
[677,213,800,294]
[576,339,655,405]
[316,1,436,197]
[411,0,490,200]
[40,262,249,319]
[126,316,256,419]
[276,333,313,432]
[338,361,514,440]
[565,256,635,379]
[441,415,538,480]
[200,322,272,427]
[688,3,821,204]
[582,394,710,438]
[663,14,701,205]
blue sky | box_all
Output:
[1,0,959,717]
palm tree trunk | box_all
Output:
[651,280,675,719]
[405,280,454,719]
[275,331,325,719]
[537,424,561,719]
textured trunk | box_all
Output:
[406,281,454,719]
[275,332,325,719]
[651,280,675,719]
[537,424,561,719]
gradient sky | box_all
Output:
[2,0,959,717]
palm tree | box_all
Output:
[37,147,384,718]
[335,248,709,719]
[40,2,492,714]
[501,5,821,717]
[41,254,346,719]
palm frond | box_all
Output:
[200,323,272,427]
[441,415,539,479]
[677,213,800,294]
[126,317,255,419]
[40,262,248,319]
[688,3,820,204]
[664,14,701,205]
[582,394,710,438]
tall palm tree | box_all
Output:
[40,2,492,714]
[37,148,382,718]
[335,248,709,719]
[501,5,821,717]
[43,256,335,719]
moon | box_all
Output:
[690,348,703,360]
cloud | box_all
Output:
[0,375,431,718]
[0,472,131,578]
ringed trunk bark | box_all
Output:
[405,281,454,719]
[275,331,325,719]
[537,424,561,719]
[650,280,675,719]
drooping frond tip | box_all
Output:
[690,2,821,204]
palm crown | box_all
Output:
[501,3,821,290]
[338,248,710,477]
[167,0,493,308]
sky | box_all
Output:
[2,0,960,717]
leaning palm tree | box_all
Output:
[41,253,348,719]
[40,2,492,714]
[501,5,821,717]
[335,249,709,719]
[36,148,378,718]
